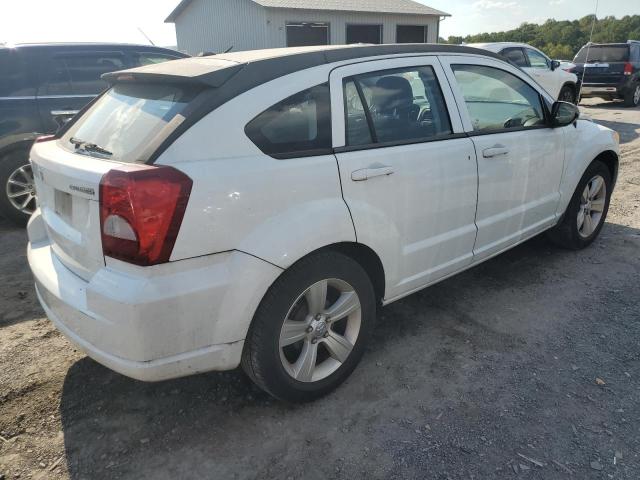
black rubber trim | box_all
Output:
[333,132,468,153]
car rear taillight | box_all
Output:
[99,165,192,266]
[623,62,633,75]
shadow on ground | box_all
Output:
[58,223,640,480]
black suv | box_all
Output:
[0,43,188,224]
[572,40,640,107]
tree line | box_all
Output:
[442,15,640,60]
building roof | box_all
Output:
[165,0,449,23]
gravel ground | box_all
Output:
[1,98,639,480]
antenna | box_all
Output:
[577,0,599,103]
[137,27,156,46]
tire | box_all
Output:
[241,250,376,403]
[559,85,576,104]
[0,149,36,226]
[623,83,640,108]
[547,160,612,250]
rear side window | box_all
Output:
[132,52,181,67]
[62,83,201,163]
[245,84,332,159]
[501,48,528,68]
[574,45,630,63]
[0,49,36,97]
[42,53,127,97]
[344,66,452,147]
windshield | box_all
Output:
[62,83,201,163]
[574,45,630,63]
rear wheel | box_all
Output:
[559,85,576,104]
[623,83,640,108]
[241,251,376,403]
[547,160,612,249]
[0,149,36,226]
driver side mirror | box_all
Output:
[551,101,580,127]
[551,60,561,71]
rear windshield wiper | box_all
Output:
[70,137,113,157]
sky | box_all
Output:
[0,0,637,46]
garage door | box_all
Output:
[397,25,428,43]
[286,23,329,47]
[346,25,383,45]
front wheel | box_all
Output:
[559,85,576,104]
[241,251,376,403]
[547,160,612,249]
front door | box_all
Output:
[440,56,565,261]
[523,48,558,98]
[330,57,479,301]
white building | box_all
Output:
[166,0,450,55]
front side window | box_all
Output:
[344,66,452,146]
[245,84,332,158]
[452,64,545,132]
[501,48,528,68]
[526,49,550,69]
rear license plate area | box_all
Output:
[54,189,73,221]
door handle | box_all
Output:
[51,110,80,116]
[351,165,395,181]
[482,145,509,158]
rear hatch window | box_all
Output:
[574,45,630,63]
[61,83,201,163]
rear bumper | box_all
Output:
[27,211,282,382]
[580,79,634,97]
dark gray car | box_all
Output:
[0,43,188,225]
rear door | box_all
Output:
[36,50,129,132]
[330,56,479,300]
[440,55,564,261]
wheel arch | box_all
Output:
[594,149,619,187]
[265,241,386,306]
[0,137,37,162]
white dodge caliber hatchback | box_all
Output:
[27,45,620,402]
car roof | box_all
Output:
[467,42,536,50]
[104,43,505,88]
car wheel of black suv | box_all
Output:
[0,149,36,226]
[623,83,640,108]
[547,160,612,250]
[241,251,376,403]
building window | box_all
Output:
[396,25,428,44]
[346,25,383,45]
[286,23,329,47]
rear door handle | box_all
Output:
[51,110,80,116]
[351,165,395,181]
[483,145,509,158]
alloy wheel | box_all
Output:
[5,164,36,215]
[279,278,361,383]
[577,175,607,238]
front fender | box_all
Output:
[557,120,619,216]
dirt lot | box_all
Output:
[1,98,639,480]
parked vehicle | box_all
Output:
[468,42,579,103]
[27,44,619,402]
[571,41,640,107]
[0,43,188,225]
